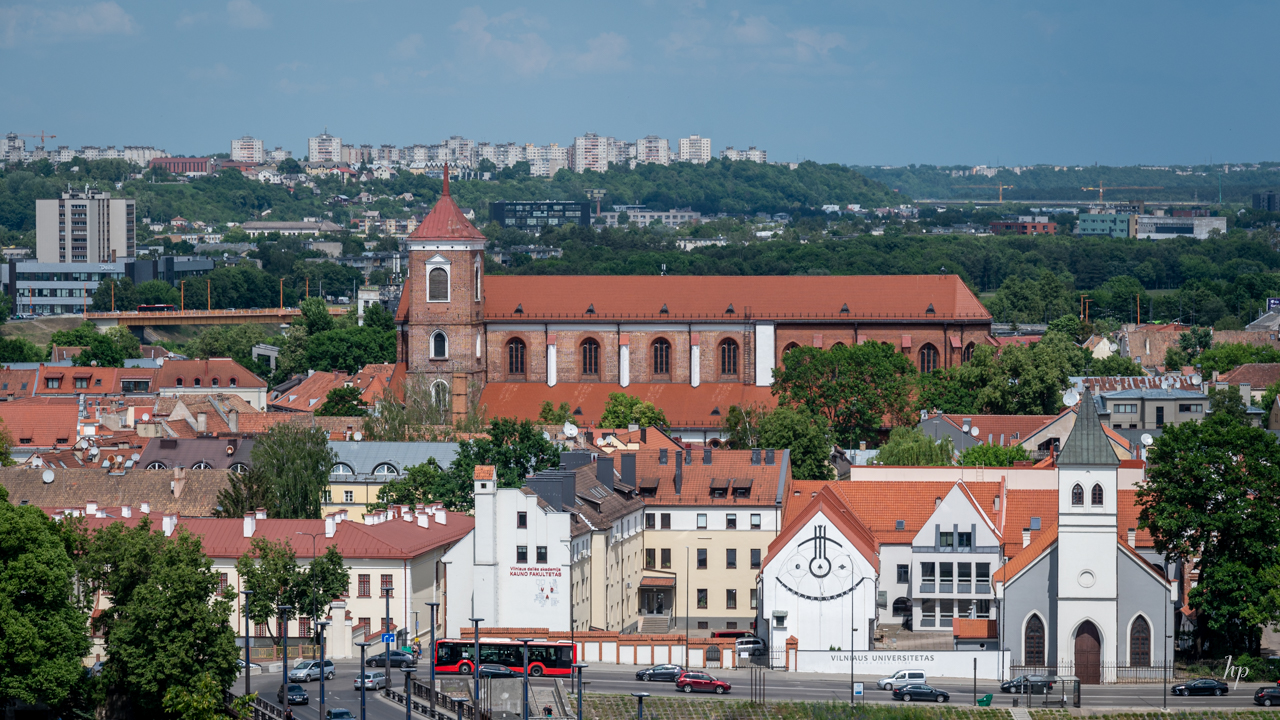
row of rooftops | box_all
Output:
[0,358,266,401]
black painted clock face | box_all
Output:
[777,525,858,601]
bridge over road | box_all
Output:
[84,306,347,330]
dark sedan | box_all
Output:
[478,664,525,679]
[893,684,950,703]
[365,649,416,668]
[1172,678,1229,696]
[277,683,309,705]
[1256,687,1280,706]
[636,664,686,682]
[1001,674,1054,694]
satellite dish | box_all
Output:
[131,453,140,461]
[1140,433,1154,447]
[970,426,980,438]
[1063,389,1080,407]
[353,431,363,442]
[88,447,99,457]
[1109,342,1119,352]
[563,421,579,438]
[1191,373,1202,385]
[962,423,971,433]
[41,469,55,484]
[542,431,551,441]
[141,413,150,422]
[75,439,86,449]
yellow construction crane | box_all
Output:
[14,131,57,143]
[963,183,1014,202]
[1080,186,1163,202]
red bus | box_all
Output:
[434,639,576,677]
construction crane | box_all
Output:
[1080,185,1162,202]
[13,131,56,144]
[963,183,1015,202]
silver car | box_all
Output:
[289,659,335,682]
[355,670,387,690]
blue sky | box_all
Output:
[3,1,1276,166]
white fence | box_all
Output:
[793,649,1009,679]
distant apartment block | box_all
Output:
[990,216,1056,235]
[597,207,701,228]
[267,146,292,163]
[1077,213,1136,238]
[572,133,613,173]
[342,144,373,166]
[35,190,135,263]
[527,144,570,177]
[149,157,210,176]
[230,136,264,164]
[489,201,590,232]
[1254,191,1279,212]
[635,136,670,166]
[308,132,342,162]
[1136,215,1226,240]
[721,146,767,163]
[241,220,344,238]
[678,135,712,164]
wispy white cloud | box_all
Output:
[786,28,846,61]
[227,0,270,29]
[575,32,630,72]
[393,33,423,60]
[729,13,774,44]
[0,2,136,47]
[451,7,552,77]
[175,11,207,29]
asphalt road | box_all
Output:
[237,658,1279,716]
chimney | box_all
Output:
[162,513,177,537]
[640,427,647,444]
[172,468,187,499]
[1211,370,1219,382]
[1241,383,1252,406]
[703,448,712,465]
[254,507,267,520]
[417,508,431,529]
[1022,528,1031,548]
[1127,528,1137,547]
[86,500,98,516]
[620,453,636,489]
[674,450,683,495]
[228,410,238,433]
[859,441,867,451]
[196,412,207,433]
[140,501,150,514]
[325,514,336,538]
[121,504,131,518]
[243,512,256,538]
[435,505,447,524]
[765,449,775,465]
[596,457,614,491]
[659,448,668,465]
[684,447,692,465]
[336,509,347,523]
[751,449,761,465]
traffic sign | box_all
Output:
[381,633,395,644]
[853,683,864,697]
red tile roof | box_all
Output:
[407,169,485,242]
[154,359,266,389]
[633,448,786,507]
[483,274,990,321]
[0,400,80,448]
[784,479,1003,545]
[33,366,148,396]
[1219,364,1280,389]
[766,484,879,569]
[478,382,777,430]
[931,413,1057,445]
[270,365,395,413]
[953,619,998,639]
[1001,489,1057,555]
[992,525,1057,583]
[0,368,37,399]
[233,413,367,436]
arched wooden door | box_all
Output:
[1074,621,1101,684]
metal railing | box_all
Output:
[407,677,486,720]
[223,689,285,720]
[1010,661,1175,684]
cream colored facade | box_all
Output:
[570,507,645,632]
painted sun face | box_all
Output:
[777,525,859,601]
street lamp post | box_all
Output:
[355,640,373,720]
[572,663,588,720]
[631,692,650,720]
[400,667,416,720]
[517,638,534,720]
[385,587,393,676]
[317,619,330,719]
[469,618,483,707]
[427,602,440,718]
[241,589,254,697]
[277,604,293,707]
[450,695,469,720]
[848,577,868,705]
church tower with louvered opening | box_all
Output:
[395,167,486,416]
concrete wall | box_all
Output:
[794,649,1008,678]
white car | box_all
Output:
[355,671,387,690]
[735,637,766,656]
[289,659,335,682]
[877,669,926,691]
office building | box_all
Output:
[1254,191,1279,212]
[489,201,590,232]
[635,136,670,166]
[527,144,570,177]
[678,135,712,164]
[1077,213,1136,238]
[149,157,211,176]
[990,216,1056,235]
[1135,215,1227,240]
[35,190,135,263]
[596,208,702,228]
[230,136,265,164]
[308,132,342,162]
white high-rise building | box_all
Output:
[36,190,135,263]
[446,136,476,167]
[678,135,712,164]
[4,134,24,164]
[721,146,767,163]
[527,144,569,177]
[572,133,612,173]
[635,136,669,166]
[308,132,342,162]
[230,136,265,164]
[123,146,168,165]
[267,146,292,163]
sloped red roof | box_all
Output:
[478,382,776,430]
[992,525,1057,583]
[634,448,786,507]
[766,484,879,569]
[483,274,989,321]
[407,169,485,242]
[0,368,37,399]
[934,413,1057,445]
[270,371,351,412]
[784,479,1003,545]
[1219,363,1280,389]
[0,401,80,448]
[154,359,266,389]
[1001,489,1057,555]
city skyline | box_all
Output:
[2,1,1279,166]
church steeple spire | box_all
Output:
[442,161,450,196]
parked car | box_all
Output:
[237,659,263,671]
[735,637,766,656]
[1256,687,1280,706]
[636,664,686,682]
[354,671,387,691]
[85,661,103,678]
[1172,678,1229,696]
[893,684,949,703]
[676,671,731,694]
[877,669,926,691]
[326,710,356,720]
[278,683,309,705]
[478,664,525,679]
[712,630,756,640]
[290,659,336,682]
[366,649,416,668]
[1001,674,1054,694]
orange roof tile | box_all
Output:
[766,485,879,569]
[784,479,1004,545]
[953,619,998,639]
[1001,489,1057,555]
[634,448,786,507]
[1219,364,1280,389]
[407,169,485,242]
[233,413,367,436]
[154,359,266,389]
[270,370,353,412]
[483,274,990,321]
[0,368,37,399]
[478,382,776,430]
[992,525,1057,583]
[933,413,1057,445]
[0,401,80,449]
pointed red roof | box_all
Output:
[408,162,485,242]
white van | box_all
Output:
[877,669,926,690]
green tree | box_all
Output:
[875,427,955,466]
[49,320,101,347]
[236,537,349,645]
[73,326,142,367]
[367,458,469,511]
[1138,409,1280,655]
[277,157,302,175]
[135,279,181,308]
[0,485,91,711]
[1087,353,1145,376]
[1207,385,1251,425]
[213,466,277,519]
[1196,342,1280,374]
[1260,380,1280,428]
[299,296,334,335]
[185,323,268,368]
[772,342,917,445]
[756,405,835,480]
[600,393,668,428]
[429,418,561,512]
[164,672,256,720]
[1164,346,1191,370]
[958,443,1031,466]
[316,386,368,416]
[250,424,336,519]
[89,277,140,312]
[1179,328,1213,358]
[304,326,396,374]
[537,401,574,425]
[361,374,455,441]
[74,518,239,716]
[0,336,43,363]
[363,302,394,332]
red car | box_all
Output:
[676,671,731,694]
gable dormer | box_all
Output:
[910,482,1002,551]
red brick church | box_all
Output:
[395,176,994,437]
